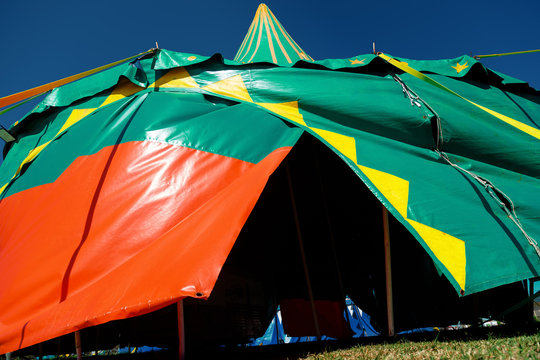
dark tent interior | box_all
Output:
[15,132,530,357]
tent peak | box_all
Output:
[234,3,314,65]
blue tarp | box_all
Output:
[251,298,378,346]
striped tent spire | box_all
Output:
[234,3,314,65]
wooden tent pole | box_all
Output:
[177,300,185,360]
[382,206,395,336]
[74,330,82,360]
[285,161,322,340]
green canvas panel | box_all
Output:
[3,45,539,296]
[0,91,302,199]
[391,55,481,78]
[153,49,213,70]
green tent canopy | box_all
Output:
[1,3,539,354]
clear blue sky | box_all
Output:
[1,0,539,138]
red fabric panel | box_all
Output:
[280,298,351,339]
[0,141,291,353]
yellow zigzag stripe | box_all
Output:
[0,80,145,196]
[357,164,466,290]
[100,80,144,107]
[257,101,306,126]
[317,132,466,291]
[202,75,253,103]
[148,67,199,89]
[200,74,465,291]
[378,53,540,141]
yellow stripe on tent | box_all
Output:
[264,6,292,63]
[236,4,262,62]
[378,53,540,141]
[262,9,278,64]
[247,11,265,64]
[198,67,467,291]
[265,5,312,61]
[306,127,467,291]
[235,10,257,61]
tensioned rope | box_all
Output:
[0,93,45,117]
[0,49,155,113]
[474,48,540,59]
[378,52,540,259]
[377,53,540,141]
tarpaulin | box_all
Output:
[1,3,540,352]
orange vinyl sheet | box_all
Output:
[0,140,292,353]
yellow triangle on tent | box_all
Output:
[311,128,357,163]
[357,164,467,291]
[100,79,145,108]
[56,108,96,135]
[357,165,409,218]
[409,219,466,290]
[202,75,253,103]
[149,67,199,89]
[257,101,306,126]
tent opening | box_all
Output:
[11,132,531,358]
[181,132,531,349]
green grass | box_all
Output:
[299,333,540,360]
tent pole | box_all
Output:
[177,300,185,360]
[5,353,11,360]
[529,278,538,322]
[382,206,395,336]
[75,331,82,360]
[285,161,322,340]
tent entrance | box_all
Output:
[179,133,526,349]
[12,134,531,358]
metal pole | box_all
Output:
[382,206,395,336]
[177,300,185,360]
[285,161,322,340]
[5,353,11,360]
[75,331,82,360]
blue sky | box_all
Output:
[0,0,538,137]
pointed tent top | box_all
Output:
[234,4,314,65]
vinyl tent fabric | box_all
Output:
[1,7,540,353]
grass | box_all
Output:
[298,332,540,360]
[6,327,540,359]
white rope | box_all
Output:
[390,72,444,149]
[437,150,540,258]
[389,70,540,259]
